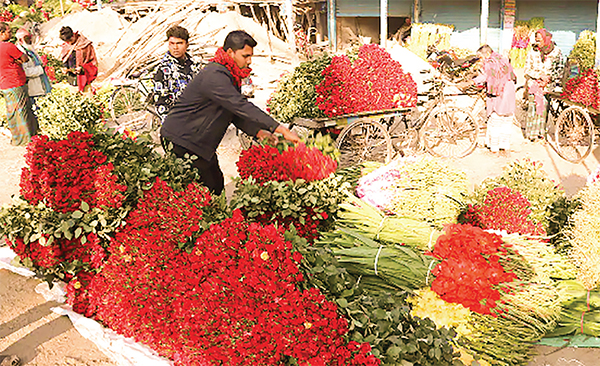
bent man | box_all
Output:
[160,30,299,195]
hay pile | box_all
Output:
[37,2,293,80]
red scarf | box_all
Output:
[210,47,251,88]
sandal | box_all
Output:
[0,355,20,366]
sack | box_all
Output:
[24,64,44,78]
[27,76,45,97]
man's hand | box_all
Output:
[275,125,300,144]
[256,129,278,145]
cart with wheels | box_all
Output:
[291,100,480,168]
[545,91,596,163]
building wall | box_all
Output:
[331,0,598,55]
[420,0,503,51]
[336,0,412,17]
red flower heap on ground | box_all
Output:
[8,131,125,272]
[561,68,600,110]
[86,179,378,365]
[462,186,546,236]
[20,131,126,213]
[429,224,518,315]
[315,44,417,117]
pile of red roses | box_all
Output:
[76,178,378,365]
[7,131,125,275]
[20,132,126,213]
[429,224,518,315]
[237,142,338,184]
[315,44,417,117]
[561,68,600,109]
[462,186,546,237]
[236,142,338,241]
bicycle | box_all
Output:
[515,76,597,163]
[109,70,161,132]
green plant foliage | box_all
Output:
[569,30,596,71]
[287,231,463,366]
[473,159,564,231]
[546,195,581,254]
[35,87,103,139]
[39,51,69,84]
[231,173,348,225]
[91,128,201,207]
[267,54,331,125]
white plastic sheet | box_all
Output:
[1,246,173,366]
[53,306,174,366]
[0,246,35,277]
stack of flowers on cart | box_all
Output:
[266,54,332,125]
[232,136,347,242]
[315,43,417,117]
[561,68,600,110]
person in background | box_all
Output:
[523,28,563,140]
[153,25,200,121]
[0,22,38,146]
[160,30,299,195]
[15,28,52,108]
[460,44,516,155]
[59,26,98,93]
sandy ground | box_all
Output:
[2,58,600,364]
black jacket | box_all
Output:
[160,62,279,161]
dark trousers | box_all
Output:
[163,138,225,195]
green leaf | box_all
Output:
[336,298,349,308]
[72,210,84,219]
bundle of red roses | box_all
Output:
[462,186,546,237]
[429,224,518,315]
[6,131,125,277]
[235,142,339,241]
[315,44,417,117]
[561,68,600,109]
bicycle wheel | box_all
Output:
[335,119,393,168]
[110,86,146,126]
[553,105,595,163]
[421,106,479,158]
[515,85,529,129]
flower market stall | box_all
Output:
[3,43,600,366]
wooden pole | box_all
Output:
[60,0,64,16]
[480,0,489,45]
[380,0,388,47]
